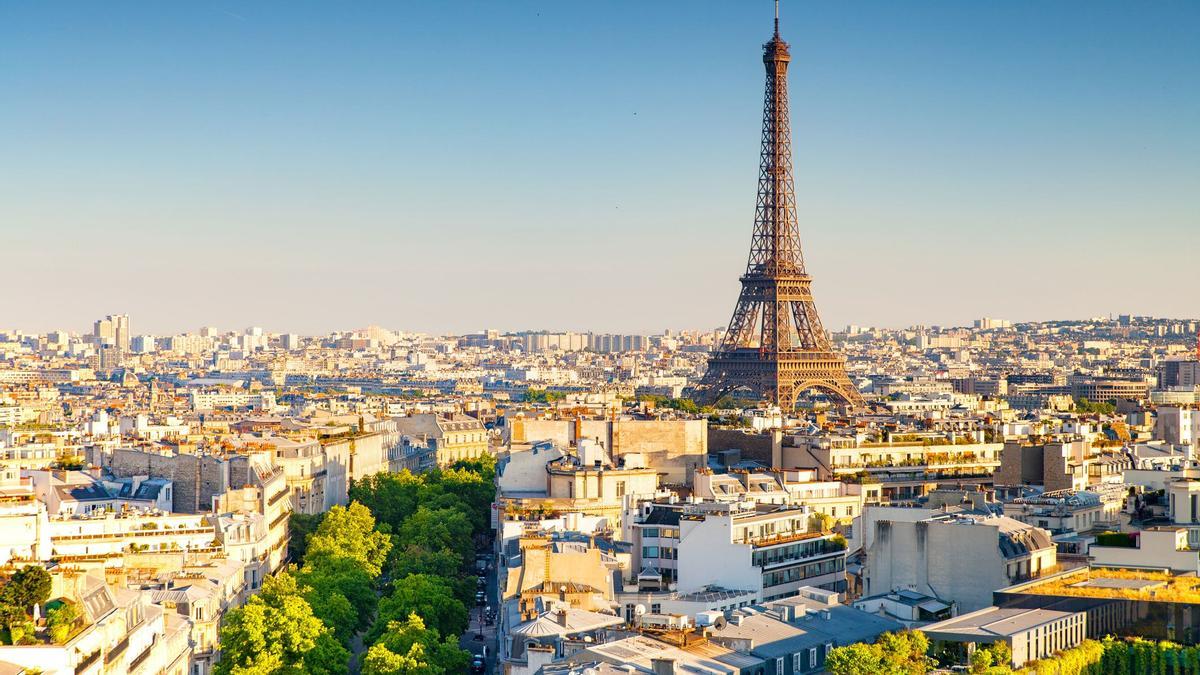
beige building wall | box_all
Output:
[512,419,706,484]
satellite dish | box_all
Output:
[713,616,728,630]
[634,604,647,617]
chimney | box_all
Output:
[651,658,676,675]
[555,608,569,627]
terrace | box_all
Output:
[1017,568,1200,604]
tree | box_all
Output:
[303,632,353,675]
[987,641,1011,669]
[299,556,379,638]
[305,590,356,646]
[287,512,325,563]
[427,468,495,537]
[47,601,80,644]
[366,613,468,675]
[0,603,24,645]
[214,572,347,675]
[523,389,565,404]
[362,641,434,675]
[825,643,884,675]
[2,566,51,613]
[828,631,932,675]
[394,507,473,573]
[808,512,834,533]
[970,648,994,673]
[877,630,932,674]
[369,575,467,644]
[449,453,496,482]
[349,471,425,532]
[390,545,466,594]
[305,502,392,577]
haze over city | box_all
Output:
[3,1,1197,335]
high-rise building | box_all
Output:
[93,314,130,351]
[130,335,158,354]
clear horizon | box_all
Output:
[3,1,1197,335]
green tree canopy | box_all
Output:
[825,643,884,675]
[1,566,51,613]
[305,502,393,577]
[826,631,931,675]
[369,574,467,645]
[214,572,348,675]
[394,506,473,573]
[364,613,469,675]
[287,512,325,562]
[349,471,425,532]
[47,600,80,644]
[298,555,379,636]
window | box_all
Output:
[642,546,660,558]
[775,657,784,673]
[810,647,818,668]
[644,528,659,538]
[616,481,625,497]
[793,653,803,670]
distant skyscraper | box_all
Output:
[94,314,130,351]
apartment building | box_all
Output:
[863,512,1057,613]
[0,569,191,675]
[393,412,489,466]
[642,502,849,602]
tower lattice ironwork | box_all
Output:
[693,8,863,409]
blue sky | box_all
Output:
[1,1,1196,335]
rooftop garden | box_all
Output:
[0,565,84,646]
[1022,568,1200,604]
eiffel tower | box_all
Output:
[693,4,863,409]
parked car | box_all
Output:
[470,656,486,673]
[475,591,486,606]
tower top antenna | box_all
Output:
[774,0,780,36]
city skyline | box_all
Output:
[3,1,1197,335]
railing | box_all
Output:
[737,530,828,547]
[128,636,155,673]
[105,634,130,664]
[1011,564,1065,583]
[51,527,215,541]
[77,648,102,673]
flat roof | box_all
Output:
[1008,568,1200,604]
[924,606,1081,641]
[1073,578,1165,591]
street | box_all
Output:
[459,554,499,673]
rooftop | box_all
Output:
[923,606,1082,641]
[1010,568,1200,604]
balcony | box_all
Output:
[736,530,831,548]
[76,648,102,674]
[128,637,155,673]
[105,634,130,664]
